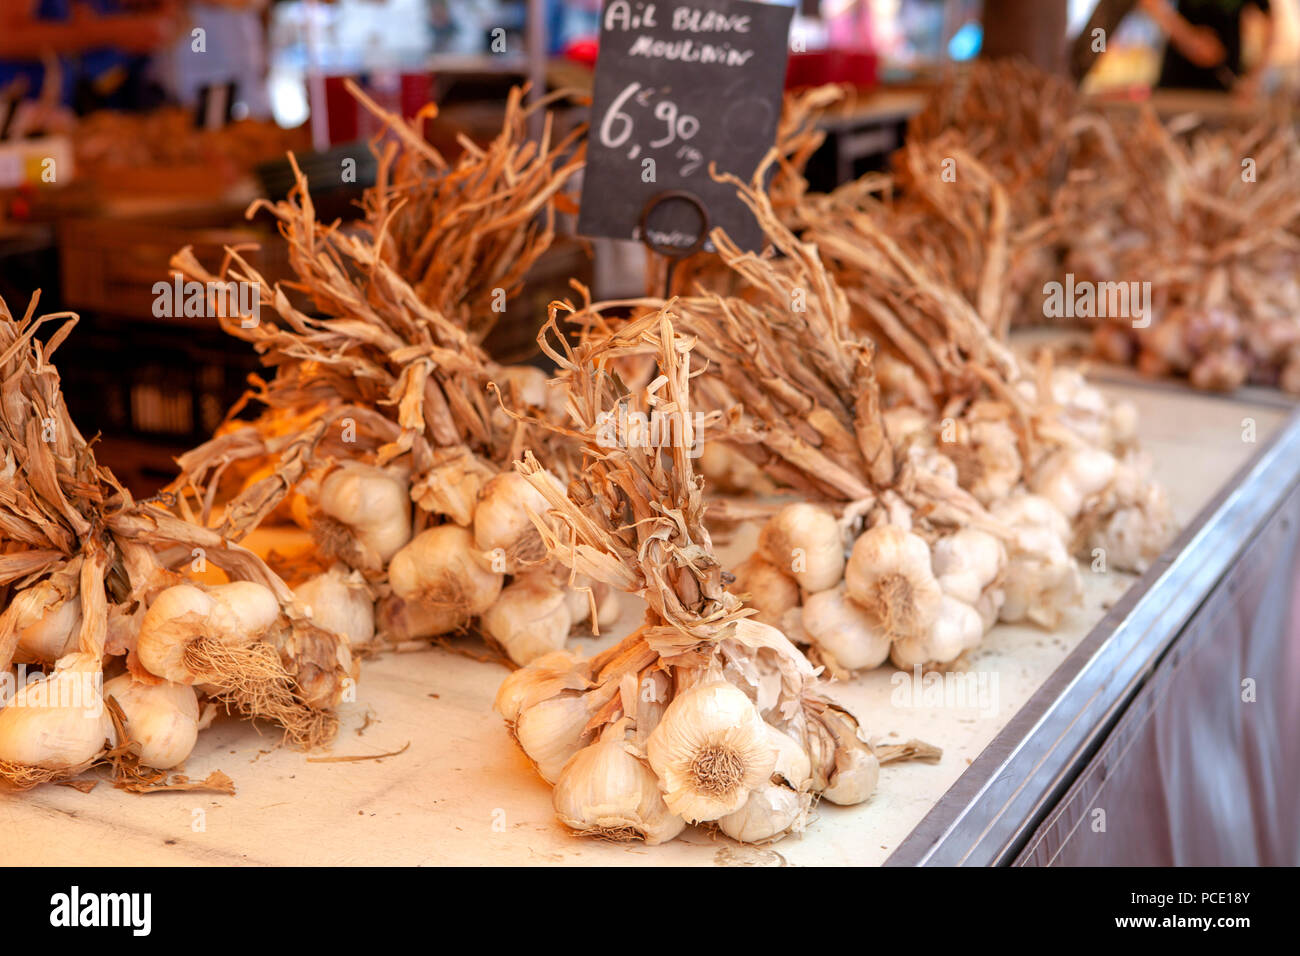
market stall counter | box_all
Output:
[0,365,1294,866]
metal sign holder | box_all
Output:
[638,190,710,298]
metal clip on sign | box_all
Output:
[639,189,710,298]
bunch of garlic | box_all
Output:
[741,499,1008,673]
[498,617,878,846]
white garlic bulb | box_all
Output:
[758,503,845,592]
[553,724,685,845]
[992,493,1082,628]
[646,681,777,823]
[800,585,891,671]
[890,594,984,668]
[0,653,114,771]
[931,528,1005,606]
[104,674,200,770]
[844,524,943,641]
[730,555,800,628]
[1031,447,1117,521]
[386,525,503,637]
[717,783,810,844]
[473,471,558,573]
[316,463,412,567]
[821,744,880,806]
[294,566,375,647]
[514,694,594,783]
[481,573,573,665]
[136,581,280,684]
[12,582,81,664]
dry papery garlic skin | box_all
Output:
[12,581,81,664]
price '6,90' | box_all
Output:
[598,81,704,175]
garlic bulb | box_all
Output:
[553,722,685,845]
[821,745,880,806]
[316,463,412,569]
[844,524,942,641]
[12,581,81,664]
[294,566,375,647]
[730,555,800,628]
[514,693,595,783]
[136,581,280,684]
[104,674,200,770]
[758,503,845,592]
[1085,466,1173,572]
[0,653,113,772]
[473,471,558,573]
[1031,447,1117,521]
[890,594,983,668]
[931,528,1005,606]
[991,493,1082,628]
[494,649,583,724]
[412,448,495,527]
[482,573,573,665]
[386,525,503,637]
[946,418,1022,505]
[717,783,810,844]
[800,585,891,672]
[646,681,777,823]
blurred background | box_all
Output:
[2,0,1298,494]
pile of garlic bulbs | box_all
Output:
[629,167,1174,675]
[0,297,354,790]
[495,307,929,846]
[167,90,623,667]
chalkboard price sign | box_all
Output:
[577,0,794,254]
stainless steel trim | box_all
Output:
[886,405,1300,866]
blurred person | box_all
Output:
[150,0,272,119]
[1072,0,1276,95]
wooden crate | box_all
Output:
[57,209,289,323]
